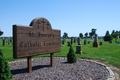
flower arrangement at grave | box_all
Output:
[67,45,77,63]
[0,49,13,80]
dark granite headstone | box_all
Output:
[71,38,73,44]
[100,41,102,45]
[3,39,5,46]
[74,38,76,43]
[84,40,87,45]
[67,41,71,46]
[76,37,82,54]
[109,40,112,43]
[62,40,65,44]
[76,45,82,54]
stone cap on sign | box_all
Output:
[13,17,61,58]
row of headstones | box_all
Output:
[62,33,120,46]
[83,40,103,45]
[62,37,81,45]
[2,38,13,46]
[62,34,101,45]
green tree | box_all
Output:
[79,33,83,38]
[104,34,113,41]
[67,45,77,63]
[89,28,97,39]
[0,30,3,36]
[105,30,109,36]
[85,32,88,38]
[116,30,119,33]
[91,28,97,35]
[112,33,119,42]
[111,30,115,35]
[63,32,68,39]
[0,49,13,80]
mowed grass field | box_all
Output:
[0,38,120,68]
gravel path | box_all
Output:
[9,57,110,80]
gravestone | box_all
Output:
[93,34,99,47]
[109,40,112,43]
[71,37,73,44]
[8,42,11,45]
[78,37,81,45]
[76,37,82,54]
[62,38,65,44]
[3,38,5,46]
[100,41,102,45]
[13,17,61,73]
[8,39,10,45]
[67,41,71,46]
[62,40,65,44]
[84,40,87,45]
[10,38,12,43]
[74,38,76,43]
[63,38,65,42]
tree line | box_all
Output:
[62,28,97,39]
[62,29,120,42]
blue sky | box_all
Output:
[0,0,120,37]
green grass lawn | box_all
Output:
[0,38,120,68]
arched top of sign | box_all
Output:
[29,17,52,32]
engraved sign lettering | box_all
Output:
[13,17,61,58]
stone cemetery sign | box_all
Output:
[13,17,61,58]
[13,17,61,73]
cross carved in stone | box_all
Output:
[36,20,41,29]
[46,22,50,30]
[41,19,46,31]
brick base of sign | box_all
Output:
[93,42,99,47]
[76,45,82,54]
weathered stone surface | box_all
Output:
[93,34,99,47]
[76,45,82,54]
[13,17,61,58]
[93,42,99,47]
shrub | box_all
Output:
[67,45,77,63]
[103,34,113,41]
[0,49,3,57]
[0,49,13,80]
